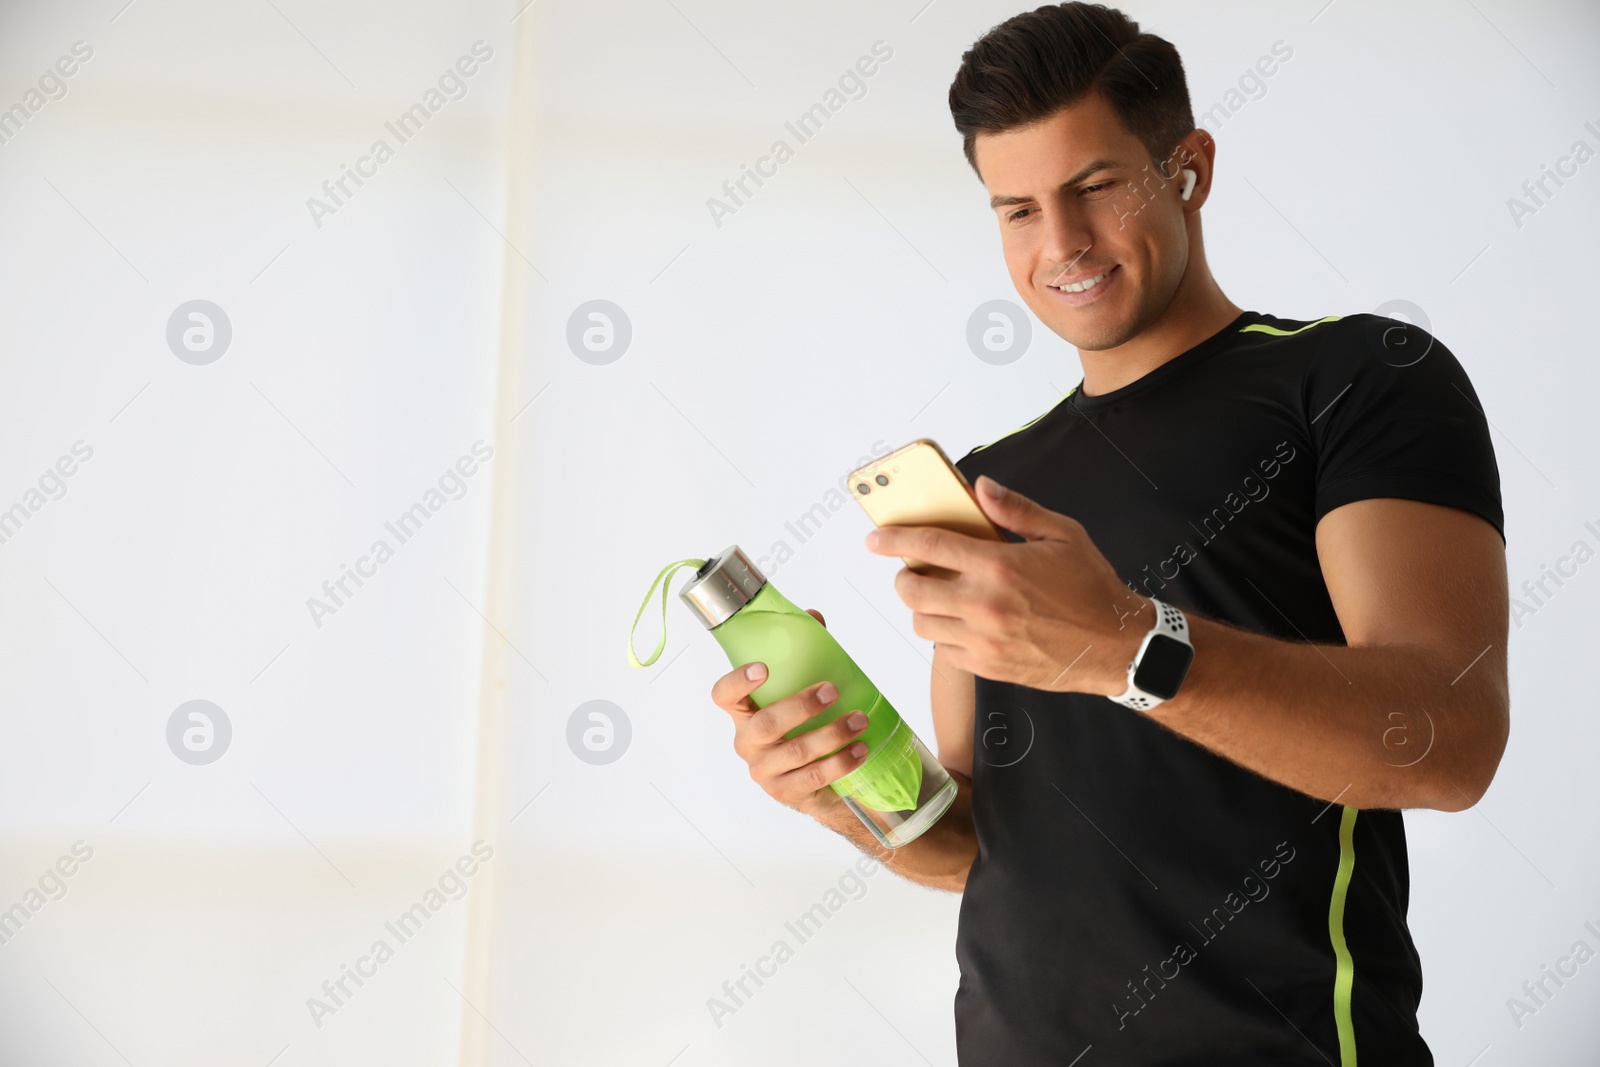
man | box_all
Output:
[709,4,1508,1064]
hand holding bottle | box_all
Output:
[630,547,957,848]
[710,608,873,819]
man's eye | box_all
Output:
[1082,181,1115,194]
[1007,207,1033,222]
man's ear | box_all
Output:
[1169,134,1215,207]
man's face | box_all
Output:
[974,93,1194,352]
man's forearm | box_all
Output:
[816,770,977,892]
[1141,609,1508,812]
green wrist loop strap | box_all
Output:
[626,557,707,668]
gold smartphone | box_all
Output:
[847,438,1007,579]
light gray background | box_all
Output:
[0,1,1596,1065]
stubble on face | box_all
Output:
[974,94,1189,355]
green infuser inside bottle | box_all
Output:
[627,545,957,848]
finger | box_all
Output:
[745,679,847,748]
[972,475,1076,542]
[865,523,999,576]
[805,607,826,627]
[908,610,967,646]
[752,708,870,778]
[711,661,770,718]
[772,737,871,797]
[892,564,967,620]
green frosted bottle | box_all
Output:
[627,545,958,848]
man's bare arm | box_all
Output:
[1139,497,1510,811]
[867,479,1510,814]
[815,769,975,892]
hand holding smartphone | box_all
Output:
[846,438,1008,580]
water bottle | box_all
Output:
[627,545,958,848]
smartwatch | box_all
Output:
[1109,598,1194,711]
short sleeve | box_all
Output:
[1306,315,1505,545]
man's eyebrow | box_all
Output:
[988,158,1127,209]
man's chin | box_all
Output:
[1043,312,1137,353]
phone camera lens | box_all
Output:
[875,474,889,486]
[856,482,871,495]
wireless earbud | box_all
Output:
[1179,168,1197,202]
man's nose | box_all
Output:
[1039,203,1093,275]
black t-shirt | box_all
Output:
[950,309,1503,1066]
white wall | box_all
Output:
[1,1,1597,1065]
[0,1,513,1063]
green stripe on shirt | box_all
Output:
[1241,314,1342,336]
[1329,804,1359,1065]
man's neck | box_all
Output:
[1078,272,1243,397]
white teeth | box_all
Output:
[1056,270,1109,293]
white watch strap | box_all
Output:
[1109,599,1191,711]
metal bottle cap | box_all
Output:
[679,544,767,629]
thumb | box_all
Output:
[973,474,1069,542]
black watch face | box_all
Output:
[1133,634,1194,700]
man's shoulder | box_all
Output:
[1243,308,1447,363]
[1235,310,1469,397]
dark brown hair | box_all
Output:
[948,3,1195,178]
